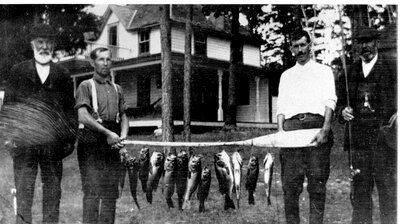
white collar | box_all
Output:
[35,62,50,84]
[361,53,378,77]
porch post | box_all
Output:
[217,70,224,121]
[111,70,116,83]
[72,77,77,98]
[255,76,261,121]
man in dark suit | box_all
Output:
[5,23,74,224]
[337,27,397,224]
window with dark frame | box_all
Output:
[108,25,117,46]
[139,29,150,55]
[194,32,206,56]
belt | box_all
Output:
[289,113,323,121]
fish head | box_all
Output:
[214,153,225,167]
[151,151,164,167]
[231,151,243,168]
[177,150,189,168]
[189,155,201,172]
[248,156,259,169]
[139,147,150,160]
[164,154,177,171]
[263,153,274,167]
[201,167,211,179]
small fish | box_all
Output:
[146,151,164,204]
[214,150,235,210]
[245,156,259,205]
[176,150,189,209]
[164,154,177,208]
[182,155,201,210]
[197,167,211,212]
[138,147,150,193]
[263,153,274,205]
[127,158,140,210]
[120,147,140,209]
[231,151,243,209]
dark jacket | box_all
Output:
[6,59,76,158]
[337,53,397,150]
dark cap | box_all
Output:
[354,27,381,41]
[29,23,58,40]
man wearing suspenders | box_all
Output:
[75,47,129,224]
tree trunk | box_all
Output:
[183,5,193,142]
[160,5,175,154]
[224,6,240,129]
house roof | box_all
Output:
[101,4,257,41]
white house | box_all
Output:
[60,4,274,127]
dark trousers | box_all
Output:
[351,128,397,224]
[77,126,124,224]
[280,114,332,224]
[13,145,62,224]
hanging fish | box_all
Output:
[197,167,211,212]
[126,157,140,210]
[182,155,202,210]
[245,156,259,205]
[231,151,243,208]
[214,150,235,210]
[164,154,177,208]
[263,153,274,205]
[146,151,164,204]
[176,150,189,209]
[138,147,150,193]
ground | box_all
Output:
[0,121,384,223]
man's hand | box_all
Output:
[311,129,329,146]
[341,106,354,121]
[106,131,124,149]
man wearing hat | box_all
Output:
[337,26,397,224]
[5,23,74,224]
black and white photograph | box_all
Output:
[0,3,397,224]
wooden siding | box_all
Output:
[207,36,230,61]
[243,44,260,67]
[150,28,161,55]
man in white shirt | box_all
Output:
[276,29,337,224]
[338,27,397,224]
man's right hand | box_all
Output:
[342,106,354,121]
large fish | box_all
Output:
[176,150,189,209]
[197,167,211,212]
[138,147,150,193]
[214,150,235,210]
[245,156,259,205]
[231,151,243,208]
[263,153,274,205]
[146,151,164,204]
[164,154,177,208]
[182,155,201,210]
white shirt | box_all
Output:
[35,62,50,84]
[361,53,378,78]
[276,60,337,119]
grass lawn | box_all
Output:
[0,121,383,223]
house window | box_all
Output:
[194,32,206,56]
[108,25,117,46]
[237,74,249,105]
[139,29,150,54]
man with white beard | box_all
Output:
[5,23,74,224]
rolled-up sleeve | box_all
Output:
[323,68,337,111]
[74,81,92,112]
